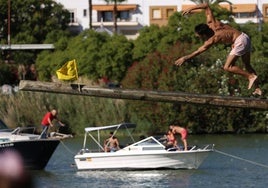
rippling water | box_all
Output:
[33,134,268,188]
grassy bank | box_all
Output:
[0,91,129,135]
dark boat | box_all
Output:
[0,120,60,170]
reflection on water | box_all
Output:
[34,134,268,188]
[76,170,194,188]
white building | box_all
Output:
[55,0,268,38]
[54,0,90,33]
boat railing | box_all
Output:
[11,127,36,135]
[181,144,214,151]
[196,144,214,151]
[189,146,197,151]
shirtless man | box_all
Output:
[169,124,188,151]
[175,3,262,96]
[104,132,120,152]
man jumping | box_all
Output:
[175,3,262,96]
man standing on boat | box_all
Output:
[40,109,65,139]
[169,123,188,151]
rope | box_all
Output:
[214,149,268,169]
[60,140,76,155]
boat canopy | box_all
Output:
[81,123,136,151]
[84,123,136,133]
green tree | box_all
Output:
[97,34,133,81]
[37,30,133,82]
[0,0,71,84]
[0,0,70,44]
[132,25,163,61]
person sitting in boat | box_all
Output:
[165,129,178,150]
[104,132,120,152]
[169,123,188,151]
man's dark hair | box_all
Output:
[170,120,180,126]
[195,23,214,37]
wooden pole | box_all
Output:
[19,80,268,110]
[7,0,11,46]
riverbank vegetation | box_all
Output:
[0,2,267,135]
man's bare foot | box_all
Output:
[252,88,262,96]
[248,75,257,89]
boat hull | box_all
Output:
[74,150,212,170]
[0,139,60,170]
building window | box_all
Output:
[119,11,130,21]
[103,11,113,22]
[70,11,75,23]
[265,8,268,16]
[149,6,177,25]
[166,8,175,18]
[100,11,131,22]
[152,9,161,19]
[83,9,87,17]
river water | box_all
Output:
[33,134,268,188]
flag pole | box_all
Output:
[74,60,81,92]
[74,59,79,81]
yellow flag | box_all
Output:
[56,59,78,81]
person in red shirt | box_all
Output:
[41,109,64,138]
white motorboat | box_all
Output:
[0,120,60,170]
[74,123,214,170]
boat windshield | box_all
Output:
[134,137,161,146]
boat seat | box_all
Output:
[167,147,179,151]
[78,148,90,155]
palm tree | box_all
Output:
[189,0,233,19]
[89,0,92,29]
[189,0,232,5]
[104,0,126,34]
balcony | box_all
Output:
[92,4,140,27]
[92,18,139,27]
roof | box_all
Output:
[85,123,136,132]
[182,4,257,14]
[92,4,137,11]
[231,4,257,13]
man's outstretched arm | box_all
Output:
[182,3,221,31]
[174,36,217,66]
[182,3,209,15]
